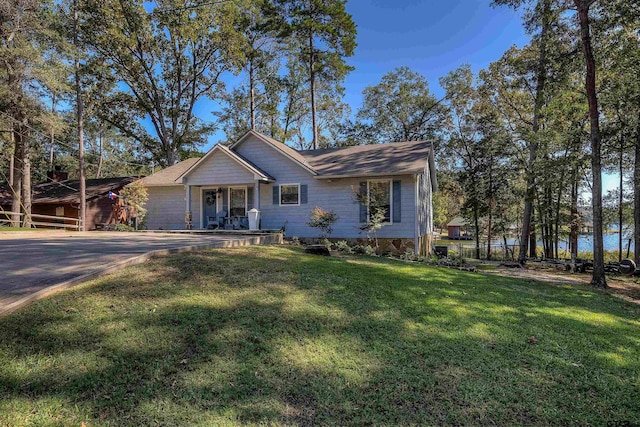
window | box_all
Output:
[368,180,391,223]
[280,184,300,205]
[229,187,246,217]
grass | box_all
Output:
[1,246,639,426]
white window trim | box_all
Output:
[367,179,393,225]
[279,183,301,206]
[228,186,248,216]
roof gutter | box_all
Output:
[313,170,423,180]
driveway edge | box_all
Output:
[0,233,282,318]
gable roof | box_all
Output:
[140,158,200,187]
[447,216,468,227]
[230,130,318,175]
[177,143,274,183]
[299,140,435,180]
[0,176,138,205]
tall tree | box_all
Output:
[83,0,245,166]
[493,0,556,263]
[0,0,56,227]
[573,0,606,287]
[358,67,447,144]
[72,0,86,230]
[274,0,356,149]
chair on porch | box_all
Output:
[216,210,227,229]
[237,216,249,230]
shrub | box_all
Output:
[400,248,417,261]
[120,180,148,229]
[290,236,300,245]
[333,240,352,254]
[380,248,394,257]
[363,245,377,256]
[307,207,339,238]
[113,224,135,232]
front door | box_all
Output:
[203,189,217,228]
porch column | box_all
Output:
[185,183,192,230]
[254,180,260,210]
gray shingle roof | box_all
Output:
[141,133,435,187]
[299,140,433,178]
[140,158,200,186]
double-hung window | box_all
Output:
[280,184,300,206]
[368,180,392,223]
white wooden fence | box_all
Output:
[0,211,83,230]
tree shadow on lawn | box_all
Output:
[0,246,639,426]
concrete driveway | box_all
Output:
[0,231,280,315]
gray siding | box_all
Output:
[236,135,416,239]
[186,150,255,186]
[145,186,185,230]
[145,185,200,230]
[417,162,433,237]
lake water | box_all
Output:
[504,233,634,254]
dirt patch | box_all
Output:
[480,265,640,305]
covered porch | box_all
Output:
[176,144,275,231]
[186,183,263,230]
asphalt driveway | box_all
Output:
[0,231,278,314]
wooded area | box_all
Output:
[0,0,638,288]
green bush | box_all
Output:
[113,224,135,232]
[333,240,353,253]
[400,248,417,261]
[363,245,376,256]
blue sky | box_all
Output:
[202,0,529,149]
[341,0,528,107]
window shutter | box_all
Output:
[247,187,254,211]
[222,188,229,214]
[393,180,401,223]
[272,186,279,205]
[300,184,308,204]
[359,181,367,223]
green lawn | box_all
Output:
[1,246,639,426]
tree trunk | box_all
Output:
[619,136,623,262]
[487,160,493,260]
[474,205,480,260]
[10,130,21,227]
[49,95,56,169]
[570,172,579,259]
[17,121,31,228]
[309,30,318,150]
[518,0,551,263]
[530,204,537,258]
[635,104,640,265]
[74,0,86,232]
[96,123,103,179]
[249,61,256,130]
[575,0,607,288]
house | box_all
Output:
[141,130,437,255]
[446,216,473,240]
[0,170,138,230]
